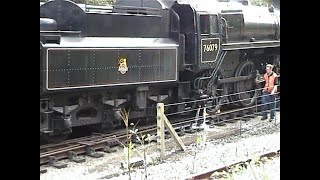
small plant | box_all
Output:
[232,164,245,175]
[262,171,270,180]
[128,125,151,180]
[251,155,261,166]
[135,132,152,180]
[119,109,133,180]
[220,170,233,180]
[191,107,208,173]
[119,109,151,180]
[195,133,203,147]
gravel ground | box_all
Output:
[40,112,280,180]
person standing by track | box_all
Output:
[261,64,279,122]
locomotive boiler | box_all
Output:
[40,0,280,142]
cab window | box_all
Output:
[200,15,210,34]
[200,14,219,35]
[210,15,219,34]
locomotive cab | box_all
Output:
[171,1,224,73]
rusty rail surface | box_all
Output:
[186,150,280,180]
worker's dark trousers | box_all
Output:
[261,91,276,119]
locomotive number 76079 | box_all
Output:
[203,43,218,52]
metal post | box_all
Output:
[239,117,242,136]
[195,106,201,127]
[202,107,207,143]
[202,107,206,127]
[255,92,258,114]
[157,103,165,160]
[274,96,277,125]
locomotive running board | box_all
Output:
[222,40,280,50]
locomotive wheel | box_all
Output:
[234,61,258,107]
[199,70,226,113]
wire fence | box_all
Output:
[165,85,280,118]
[160,85,280,140]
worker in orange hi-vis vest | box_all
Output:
[261,64,279,122]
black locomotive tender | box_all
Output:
[40,0,280,142]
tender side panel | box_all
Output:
[45,48,177,90]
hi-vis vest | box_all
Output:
[264,72,277,93]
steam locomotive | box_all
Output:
[40,0,280,142]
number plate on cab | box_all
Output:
[201,38,220,63]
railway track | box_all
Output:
[186,149,280,180]
[40,118,195,166]
[40,104,276,173]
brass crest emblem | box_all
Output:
[118,57,128,74]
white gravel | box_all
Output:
[40,113,280,180]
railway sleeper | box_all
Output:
[131,134,154,144]
[40,167,47,174]
[163,126,187,139]
[240,116,252,122]
[106,139,120,147]
[236,111,246,118]
[48,156,67,169]
[145,134,157,142]
[68,151,85,163]
[85,147,104,158]
[188,122,209,132]
[245,114,257,119]
[103,145,117,153]
[225,114,237,123]
[131,135,142,144]
[164,131,171,139]
[185,127,197,134]
[214,116,227,126]
[121,157,144,169]
[177,127,186,136]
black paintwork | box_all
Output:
[40,0,280,141]
[46,48,177,89]
[40,0,86,33]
